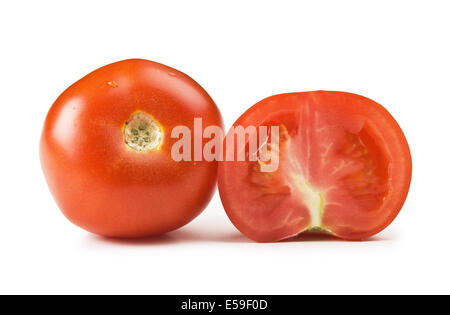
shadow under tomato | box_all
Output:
[89,233,177,246]
[86,228,393,246]
[87,228,252,246]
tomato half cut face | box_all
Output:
[218,91,412,241]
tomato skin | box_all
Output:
[218,91,412,242]
[40,59,223,237]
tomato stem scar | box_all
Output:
[124,112,163,152]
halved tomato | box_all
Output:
[218,91,412,241]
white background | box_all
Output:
[0,0,449,295]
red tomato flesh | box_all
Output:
[218,91,412,241]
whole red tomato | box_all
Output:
[40,59,223,237]
[218,91,412,242]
